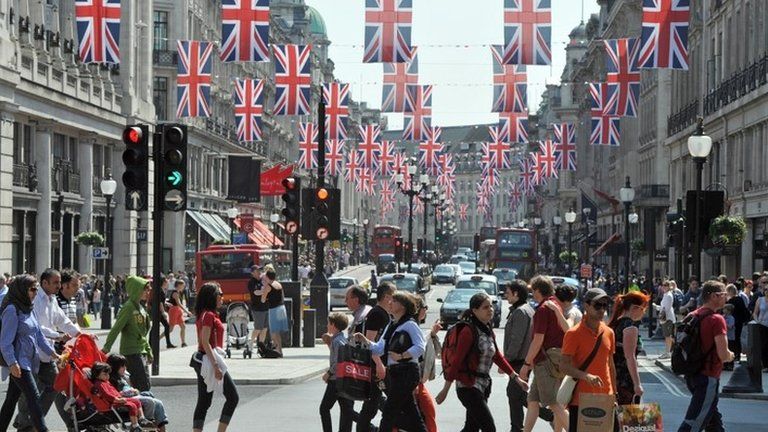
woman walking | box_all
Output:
[168,290,192,347]
[261,265,288,357]
[0,275,59,432]
[355,292,428,432]
[92,281,102,320]
[608,291,650,404]
[436,291,528,432]
[191,282,239,432]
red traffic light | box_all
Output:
[123,126,142,145]
[282,177,297,190]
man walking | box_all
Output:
[678,280,733,432]
[658,280,677,359]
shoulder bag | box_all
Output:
[556,331,604,406]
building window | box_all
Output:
[154,77,168,121]
[153,11,169,51]
[12,122,33,165]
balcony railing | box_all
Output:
[703,54,768,116]
[638,184,670,199]
[153,49,178,66]
[13,163,30,188]
[52,160,81,194]
[667,100,699,136]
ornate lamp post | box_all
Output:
[565,208,577,270]
[226,206,239,245]
[553,211,562,270]
[99,172,117,329]
[687,117,712,282]
[396,163,429,273]
[620,177,636,292]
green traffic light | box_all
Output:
[167,170,183,186]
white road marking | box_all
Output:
[642,364,688,398]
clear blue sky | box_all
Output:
[305,0,601,129]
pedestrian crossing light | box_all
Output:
[121,124,149,211]
[161,124,187,212]
[281,177,301,234]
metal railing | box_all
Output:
[638,184,670,199]
[12,163,29,188]
[153,49,178,66]
[703,54,768,116]
[667,100,699,136]
[51,160,81,194]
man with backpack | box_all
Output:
[674,280,734,432]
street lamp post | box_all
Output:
[226,206,239,245]
[270,213,279,249]
[565,208,577,270]
[687,117,713,282]
[534,217,542,267]
[582,208,592,264]
[396,164,429,273]
[620,177,636,293]
[352,217,358,266]
[100,172,117,329]
[420,189,433,259]
[553,212,562,270]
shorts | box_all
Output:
[527,359,563,406]
[662,320,675,338]
[268,306,289,333]
[251,309,269,330]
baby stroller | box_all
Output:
[225,302,253,358]
[53,336,156,432]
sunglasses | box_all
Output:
[591,302,610,310]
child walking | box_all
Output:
[319,312,354,432]
[90,362,150,432]
[167,290,192,347]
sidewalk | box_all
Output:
[654,357,768,401]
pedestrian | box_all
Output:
[191,282,239,432]
[0,274,7,304]
[0,274,60,432]
[543,284,582,332]
[369,270,378,293]
[57,269,80,326]
[261,265,288,357]
[107,354,169,431]
[608,291,649,405]
[437,291,528,432]
[299,263,311,290]
[725,284,750,364]
[678,280,734,432]
[92,282,102,320]
[658,279,677,359]
[14,269,83,432]
[168,289,191,347]
[752,282,768,370]
[520,276,568,432]
[102,275,154,392]
[722,304,736,371]
[247,265,269,350]
[344,285,371,338]
[319,312,354,432]
[89,362,148,432]
[681,277,702,314]
[355,292,427,432]
[412,296,441,432]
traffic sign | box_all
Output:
[580,264,593,279]
[234,233,248,245]
[125,190,145,212]
[164,190,185,211]
[92,247,109,260]
[137,229,148,242]
[166,170,183,187]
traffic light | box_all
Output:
[160,124,187,211]
[473,233,481,252]
[281,177,301,235]
[394,236,403,262]
[122,124,149,211]
[304,187,341,241]
[417,238,425,256]
[404,241,413,261]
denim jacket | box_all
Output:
[0,304,55,379]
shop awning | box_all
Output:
[233,218,284,248]
[187,210,230,242]
[591,233,621,258]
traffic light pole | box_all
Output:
[310,102,330,338]
[150,128,164,376]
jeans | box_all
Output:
[93,302,102,319]
[678,374,724,432]
[457,386,495,432]
[507,374,526,432]
[137,391,168,425]
[354,381,382,432]
[15,361,70,430]
[320,380,354,432]
[379,363,426,432]
[192,359,239,429]
[126,354,151,392]
[0,369,48,432]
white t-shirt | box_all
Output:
[565,305,583,326]
[660,291,676,323]
[299,266,310,279]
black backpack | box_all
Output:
[671,309,715,376]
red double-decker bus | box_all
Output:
[493,228,537,279]
[195,245,291,305]
[370,225,402,258]
[480,226,498,242]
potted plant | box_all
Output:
[558,251,578,265]
[212,238,231,245]
[709,215,747,255]
[74,231,105,247]
[631,239,647,255]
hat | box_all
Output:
[250,264,263,272]
[263,264,276,273]
[583,288,609,304]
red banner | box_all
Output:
[240,214,254,233]
[260,164,295,196]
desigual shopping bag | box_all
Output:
[617,399,663,432]
[336,343,374,401]
[577,393,616,432]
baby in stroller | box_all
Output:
[90,362,151,432]
[107,354,169,431]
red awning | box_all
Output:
[591,233,621,258]
[233,219,284,248]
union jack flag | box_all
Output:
[604,38,641,117]
[503,0,552,66]
[539,140,559,178]
[499,111,529,144]
[588,83,621,146]
[529,152,544,186]
[357,125,381,171]
[323,83,351,140]
[220,0,270,62]
[377,140,396,177]
[325,140,345,177]
[273,44,312,116]
[403,85,433,141]
[391,151,408,183]
[381,181,395,211]
[458,204,468,222]
[436,153,455,178]
[519,158,535,195]
[382,47,418,112]
[487,126,512,169]
[297,122,318,170]
[553,123,577,171]
[344,152,363,183]
[364,0,413,63]
[509,181,522,209]
[419,127,443,173]
[75,0,121,64]
[176,41,214,118]
[233,78,264,142]
[481,164,501,190]
[492,45,528,113]
[357,168,375,195]
[638,0,690,70]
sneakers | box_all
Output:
[139,417,154,427]
[167,343,177,349]
[658,352,671,359]
[181,343,188,347]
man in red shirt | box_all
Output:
[520,276,568,432]
[678,280,733,432]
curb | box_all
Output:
[149,366,326,387]
[654,359,768,401]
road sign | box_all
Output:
[92,247,109,260]
[164,190,185,211]
[234,233,248,245]
[580,264,593,279]
[166,170,183,187]
[137,229,148,242]
[125,190,145,212]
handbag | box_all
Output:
[617,397,663,432]
[336,342,375,401]
[556,331,604,406]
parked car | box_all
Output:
[328,277,359,309]
[378,273,427,296]
[376,253,397,274]
[457,261,477,275]
[492,268,518,287]
[455,274,501,327]
[437,289,479,327]
[433,264,459,285]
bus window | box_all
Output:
[200,253,253,280]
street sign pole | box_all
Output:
[150,128,164,376]
[310,101,330,338]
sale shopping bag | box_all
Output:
[617,401,663,432]
[335,343,374,401]
[577,393,616,432]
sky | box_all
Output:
[305,0,601,129]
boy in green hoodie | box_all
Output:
[103,275,153,391]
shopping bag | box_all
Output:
[82,314,92,328]
[617,400,663,432]
[577,393,615,432]
[336,343,374,401]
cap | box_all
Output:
[263,264,276,273]
[250,265,263,272]
[584,288,609,304]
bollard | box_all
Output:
[723,321,763,393]
[303,308,316,348]
[282,298,293,348]
[282,282,303,348]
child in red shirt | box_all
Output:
[90,362,149,432]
